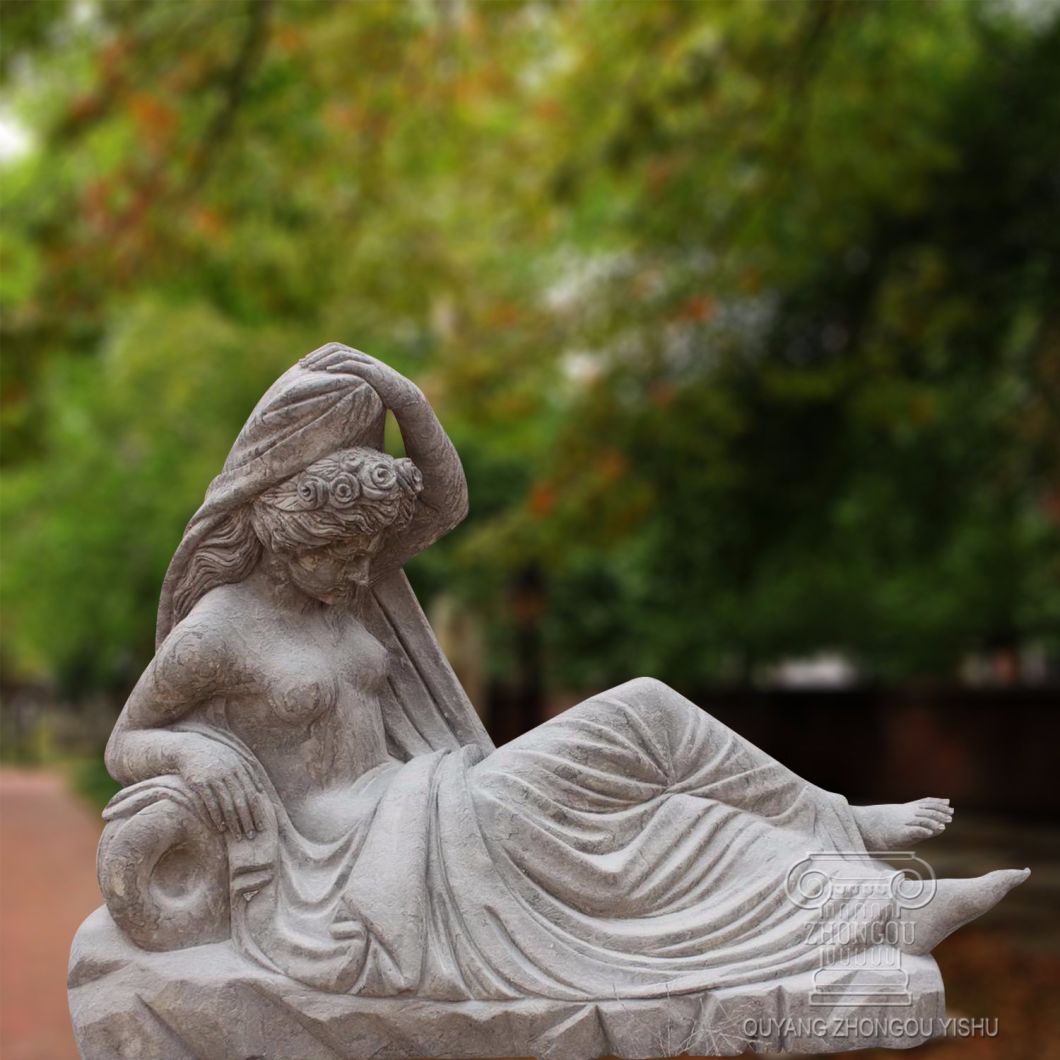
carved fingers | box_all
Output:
[300,343,360,371]
[193,780,226,833]
[311,348,422,411]
[178,740,267,840]
[227,764,266,840]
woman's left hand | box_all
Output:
[305,346,423,411]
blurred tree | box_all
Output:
[1,0,1057,708]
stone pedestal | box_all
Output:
[70,907,945,1059]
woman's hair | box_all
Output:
[171,506,262,627]
[250,447,423,553]
[169,448,423,625]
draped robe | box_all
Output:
[105,678,901,1001]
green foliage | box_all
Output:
[2,0,1058,697]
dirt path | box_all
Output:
[0,768,102,1060]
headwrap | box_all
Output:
[156,343,493,759]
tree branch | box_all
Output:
[187,0,274,194]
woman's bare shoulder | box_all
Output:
[154,587,254,697]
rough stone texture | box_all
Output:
[69,345,1024,1057]
[71,908,944,1058]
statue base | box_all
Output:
[70,908,945,1058]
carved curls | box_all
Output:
[251,448,423,554]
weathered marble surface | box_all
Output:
[71,907,944,1058]
[69,344,1028,1058]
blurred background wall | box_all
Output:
[0,2,1058,1058]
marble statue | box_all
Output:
[69,344,1029,1058]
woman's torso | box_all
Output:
[186,581,394,839]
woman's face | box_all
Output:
[282,531,386,604]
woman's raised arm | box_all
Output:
[307,349,469,570]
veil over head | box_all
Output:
[156,343,493,760]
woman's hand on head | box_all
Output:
[175,737,267,840]
[306,347,423,412]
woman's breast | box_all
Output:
[266,670,341,724]
[261,630,389,725]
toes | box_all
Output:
[919,797,951,809]
[908,825,934,843]
[914,818,948,835]
[915,809,952,825]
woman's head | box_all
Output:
[250,447,423,600]
[169,447,422,620]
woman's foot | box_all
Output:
[852,798,953,849]
[899,868,1030,955]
